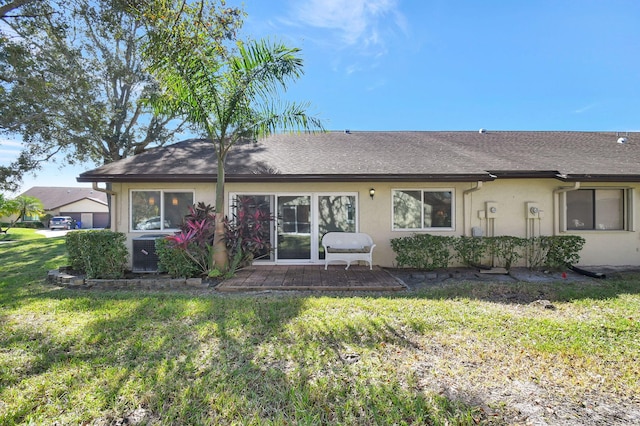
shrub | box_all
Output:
[526,236,586,270]
[390,234,454,270]
[453,236,490,267]
[0,221,44,229]
[65,231,85,272]
[391,234,585,271]
[488,236,527,269]
[65,231,128,279]
[155,238,201,278]
[544,235,586,270]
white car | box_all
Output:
[136,216,171,230]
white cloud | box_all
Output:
[574,103,597,114]
[289,0,407,50]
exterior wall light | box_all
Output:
[369,188,375,199]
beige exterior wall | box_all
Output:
[112,182,215,260]
[0,214,19,223]
[113,179,640,269]
[58,198,109,214]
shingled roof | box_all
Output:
[20,186,108,210]
[77,131,640,183]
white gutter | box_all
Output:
[463,181,483,236]
[553,181,580,235]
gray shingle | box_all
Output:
[77,131,640,182]
[20,186,108,210]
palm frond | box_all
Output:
[250,101,325,138]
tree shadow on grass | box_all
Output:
[3,238,637,423]
[1,289,486,425]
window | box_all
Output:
[393,189,453,230]
[566,189,625,230]
[131,190,194,231]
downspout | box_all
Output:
[463,181,483,236]
[553,181,580,235]
[92,182,117,231]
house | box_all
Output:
[77,131,640,268]
[18,186,109,228]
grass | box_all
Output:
[0,227,46,242]
[1,230,639,425]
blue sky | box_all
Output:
[3,0,640,194]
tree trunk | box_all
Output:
[212,155,229,271]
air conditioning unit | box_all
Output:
[132,234,167,272]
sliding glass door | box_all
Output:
[277,195,312,260]
[317,195,357,259]
[230,192,358,264]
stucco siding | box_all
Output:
[112,180,640,269]
[58,198,108,213]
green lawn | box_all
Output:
[0,227,46,242]
[1,232,639,425]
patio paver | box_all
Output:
[215,265,406,292]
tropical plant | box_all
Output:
[0,194,43,232]
[163,202,216,275]
[158,199,274,278]
[137,0,323,271]
[225,195,273,272]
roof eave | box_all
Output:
[78,173,496,183]
[77,172,640,184]
[561,174,640,182]
[77,174,217,183]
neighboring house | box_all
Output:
[77,131,640,268]
[17,186,109,228]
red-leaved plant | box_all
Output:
[165,202,216,274]
[225,196,273,272]
[162,199,272,277]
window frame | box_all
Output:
[130,189,195,233]
[564,187,632,232]
[391,188,455,231]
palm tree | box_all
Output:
[142,5,323,271]
[0,195,44,232]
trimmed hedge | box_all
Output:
[391,234,586,271]
[390,234,454,270]
[0,221,44,229]
[65,231,128,279]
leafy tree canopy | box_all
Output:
[0,0,241,192]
